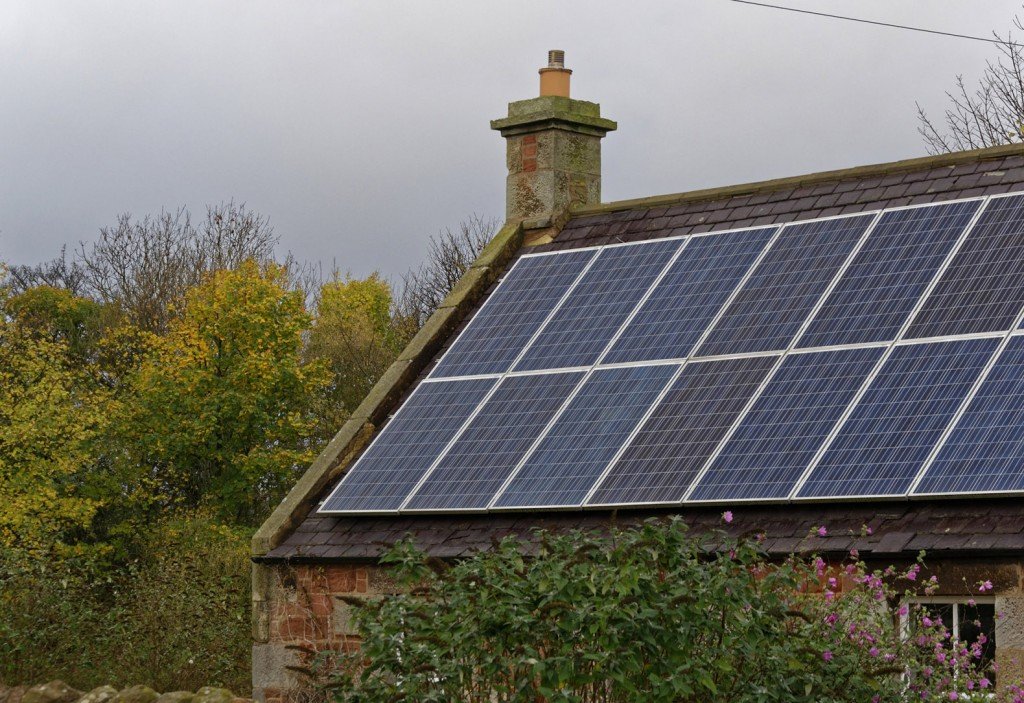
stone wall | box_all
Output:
[0,683,249,703]
[251,563,399,703]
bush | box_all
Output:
[329,517,1007,703]
[0,511,251,692]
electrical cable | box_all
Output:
[726,0,1024,49]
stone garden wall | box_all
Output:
[0,682,251,703]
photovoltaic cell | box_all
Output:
[797,338,999,499]
[696,214,873,357]
[430,250,595,378]
[320,378,497,512]
[907,194,1024,339]
[689,346,884,501]
[603,228,777,364]
[798,201,981,349]
[493,364,679,509]
[403,371,583,511]
[513,239,681,371]
[915,335,1024,495]
[587,355,777,506]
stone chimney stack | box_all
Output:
[491,50,617,224]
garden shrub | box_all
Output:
[329,517,1010,703]
[0,511,251,693]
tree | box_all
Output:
[4,246,88,297]
[918,18,1024,154]
[118,260,328,524]
[306,273,404,436]
[78,201,281,333]
[0,284,109,560]
[395,214,497,330]
[4,284,105,365]
[331,519,1006,703]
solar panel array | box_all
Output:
[321,193,1024,514]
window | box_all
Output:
[902,597,997,684]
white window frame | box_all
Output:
[899,595,996,641]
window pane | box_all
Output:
[960,603,997,677]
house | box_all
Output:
[251,51,1024,700]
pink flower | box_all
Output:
[817,525,828,537]
[722,510,733,524]
[948,692,958,701]
[922,616,933,627]
[980,678,991,689]
[822,650,833,662]
[868,646,879,657]
[979,580,993,592]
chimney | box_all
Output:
[491,50,617,224]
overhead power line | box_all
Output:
[726,0,1024,49]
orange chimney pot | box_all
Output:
[539,49,571,98]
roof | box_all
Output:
[255,143,1024,561]
[261,498,1024,561]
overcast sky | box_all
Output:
[2,1,1022,280]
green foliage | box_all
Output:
[118,261,329,524]
[0,210,490,689]
[330,519,1001,703]
[0,511,251,693]
[306,272,408,436]
[5,285,106,363]
[0,295,109,562]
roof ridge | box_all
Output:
[572,143,1024,216]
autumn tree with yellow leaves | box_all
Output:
[0,280,109,561]
[117,261,329,525]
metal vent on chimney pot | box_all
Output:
[548,50,565,68]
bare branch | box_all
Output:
[394,214,498,329]
[918,24,1024,153]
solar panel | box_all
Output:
[907,194,1024,339]
[513,239,681,371]
[603,227,777,364]
[318,191,1024,517]
[403,371,584,511]
[915,335,1024,495]
[320,378,497,512]
[492,364,679,509]
[587,355,777,506]
[796,337,999,499]
[689,346,884,502]
[797,201,981,349]
[695,214,874,357]
[431,249,595,378]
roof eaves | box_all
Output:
[251,220,526,556]
[572,143,1024,216]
